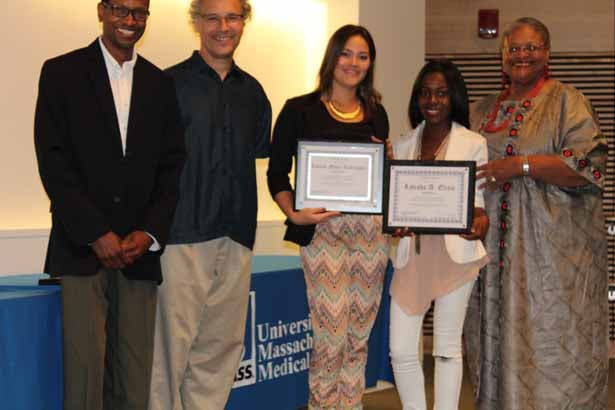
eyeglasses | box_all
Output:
[507,44,547,55]
[102,1,150,22]
[199,13,245,26]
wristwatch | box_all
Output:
[521,156,530,176]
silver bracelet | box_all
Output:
[522,156,530,176]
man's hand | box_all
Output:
[92,231,127,270]
[121,231,154,265]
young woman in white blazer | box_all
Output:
[389,60,489,410]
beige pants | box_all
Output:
[149,237,252,410]
[62,269,157,410]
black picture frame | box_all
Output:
[383,160,476,234]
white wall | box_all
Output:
[426,0,615,54]
[0,0,425,275]
[1,0,357,231]
[0,230,50,276]
[360,0,425,139]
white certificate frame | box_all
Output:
[294,140,384,214]
[383,160,475,234]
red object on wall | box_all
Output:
[478,9,499,39]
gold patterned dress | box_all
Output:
[464,80,609,410]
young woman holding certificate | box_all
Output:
[267,25,389,410]
[388,60,489,410]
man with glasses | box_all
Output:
[34,1,184,409]
[148,0,270,409]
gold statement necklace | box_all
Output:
[327,100,362,120]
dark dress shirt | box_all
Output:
[166,51,271,249]
[267,91,389,246]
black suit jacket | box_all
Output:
[34,40,185,282]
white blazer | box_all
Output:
[393,121,488,269]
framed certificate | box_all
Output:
[294,140,384,214]
[383,160,475,234]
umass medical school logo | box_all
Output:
[233,291,257,387]
[232,290,313,389]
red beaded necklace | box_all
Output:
[480,77,547,133]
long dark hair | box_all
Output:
[408,59,470,129]
[316,24,381,120]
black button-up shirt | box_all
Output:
[166,51,271,249]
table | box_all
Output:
[0,256,393,410]
[0,285,63,410]
[227,256,393,409]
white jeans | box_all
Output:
[389,280,475,410]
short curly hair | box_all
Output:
[501,17,551,55]
[189,0,252,31]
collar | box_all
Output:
[188,50,243,80]
[401,121,467,160]
[98,37,137,72]
[408,121,464,138]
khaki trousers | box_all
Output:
[149,237,252,410]
[62,269,157,410]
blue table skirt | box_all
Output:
[0,285,63,410]
[0,256,393,410]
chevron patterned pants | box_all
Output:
[300,214,389,410]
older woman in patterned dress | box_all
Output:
[464,17,609,410]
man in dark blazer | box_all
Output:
[34,1,184,409]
